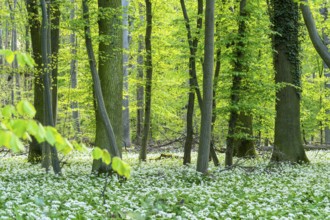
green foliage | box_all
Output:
[92,147,131,179]
[0,50,35,67]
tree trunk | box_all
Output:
[122,0,131,148]
[26,0,43,163]
[181,0,207,165]
[271,0,308,163]
[69,0,80,136]
[139,0,152,161]
[225,0,249,166]
[50,0,60,125]
[233,112,256,157]
[93,0,123,172]
[40,0,61,174]
[83,0,121,174]
[197,0,214,174]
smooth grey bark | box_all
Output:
[40,0,61,174]
[300,1,330,68]
[196,0,215,174]
[26,0,43,163]
[139,0,153,161]
[70,0,80,135]
[93,0,123,172]
[122,0,131,148]
[82,0,120,162]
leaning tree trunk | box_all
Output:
[180,0,203,165]
[40,0,61,174]
[93,0,123,173]
[27,0,43,163]
[139,0,153,161]
[271,0,308,163]
[83,0,121,174]
[196,0,215,174]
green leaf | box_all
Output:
[73,141,87,152]
[92,147,103,160]
[45,127,57,146]
[2,105,16,118]
[22,53,35,67]
[5,50,15,64]
[16,100,36,118]
[112,157,131,178]
[102,149,111,165]
[0,130,12,148]
[10,134,25,153]
[11,119,28,138]
[16,53,25,67]
[57,139,73,155]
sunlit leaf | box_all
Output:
[92,147,103,160]
[16,100,36,118]
[102,149,111,165]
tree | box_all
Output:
[270,0,308,163]
[93,0,123,171]
[196,0,215,173]
[82,0,121,174]
[139,0,152,161]
[122,0,131,148]
[26,0,43,163]
[180,0,203,165]
[40,0,61,174]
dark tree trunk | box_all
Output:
[40,0,61,174]
[140,0,153,161]
[50,0,60,125]
[271,0,308,163]
[26,0,43,163]
[83,0,121,174]
[197,0,215,174]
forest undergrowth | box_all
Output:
[0,150,329,219]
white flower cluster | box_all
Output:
[0,151,329,219]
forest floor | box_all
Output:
[0,150,329,219]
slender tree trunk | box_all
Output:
[50,0,60,125]
[135,3,144,146]
[271,0,308,163]
[93,0,123,172]
[181,0,207,165]
[69,0,80,136]
[27,0,43,163]
[197,0,214,174]
[83,0,121,174]
[40,0,61,174]
[122,0,131,148]
[139,0,152,161]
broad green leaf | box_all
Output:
[10,134,25,153]
[45,127,57,145]
[2,105,15,118]
[73,141,87,152]
[0,130,12,147]
[92,147,103,160]
[16,53,25,67]
[22,53,35,67]
[57,139,73,155]
[102,149,111,165]
[112,157,131,178]
[5,50,14,64]
[11,119,28,138]
[16,100,36,118]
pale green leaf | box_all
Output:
[16,100,36,118]
[92,147,103,160]
[102,149,111,165]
